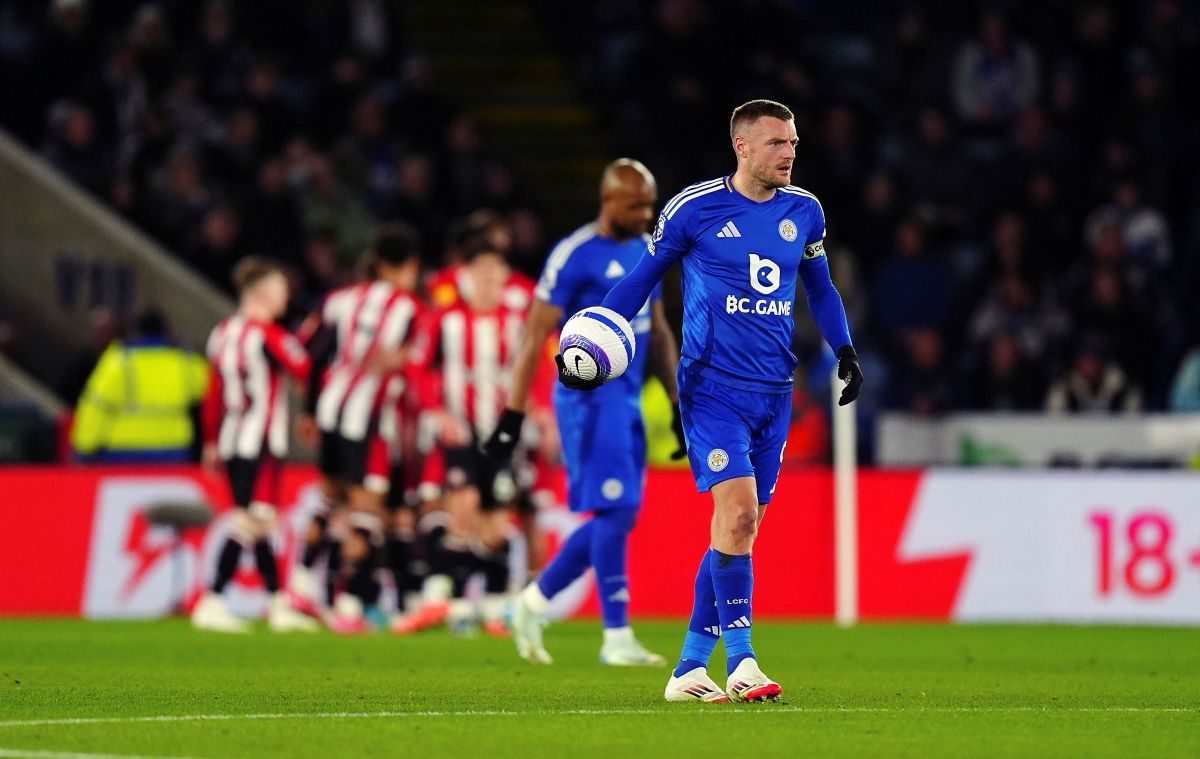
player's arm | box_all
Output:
[647,298,687,459]
[797,240,862,406]
[481,298,563,462]
[600,251,673,324]
[200,365,224,473]
[263,325,312,383]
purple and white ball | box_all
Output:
[558,306,636,384]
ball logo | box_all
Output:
[778,219,798,242]
[749,254,780,295]
[707,448,729,472]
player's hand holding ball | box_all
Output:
[555,307,636,391]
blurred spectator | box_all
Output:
[186,203,244,292]
[392,56,456,152]
[967,273,1068,362]
[870,217,951,340]
[1084,178,1173,270]
[189,0,251,107]
[951,11,1040,129]
[41,100,110,196]
[301,153,373,266]
[391,153,447,259]
[885,328,955,416]
[1045,336,1142,413]
[205,106,261,191]
[963,331,1046,411]
[70,309,209,462]
[242,157,305,266]
[905,107,969,228]
[332,95,399,216]
[56,306,120,404]
[1169,342,1200,412]
[145,147,210,249]
[299,227,349,304]
[844,170,900,278]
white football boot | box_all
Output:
[664,667,729,703]
[268,592,320,632]
[191,593,249,633]
[725,658,782,702]
[286,565,323,618]
[599,627,667,667]
[510,584,552,664]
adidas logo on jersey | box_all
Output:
[726,616,751,629]
[605,260,626,278]
[715,221,742,238]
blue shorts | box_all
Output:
[555,390,645,512]
[678,368,792,505]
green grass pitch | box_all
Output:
[0,619,1197,758]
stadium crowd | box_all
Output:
[548,0,1200,417]
[2,0,1199,433]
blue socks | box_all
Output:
[674,549,720,676]
[535,508,638,629]
[536,519,594,599]
[711,551,755,674]
[590,508,637,628]
[675,548,756,677]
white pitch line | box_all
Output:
[0,706,1196,729]
[0,749,193,759]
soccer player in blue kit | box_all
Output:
[562,100,864,702]
[483,159,686,666]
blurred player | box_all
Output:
[573,101,863,701]
[192,257,318,634]
[291,225,423,632]
[402,240,530,635]
[483,159,684,666]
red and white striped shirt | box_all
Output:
[414,302,525,439]
[315,280,421,441]
[203,316,310,459]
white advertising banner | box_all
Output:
[901,470,1200,623]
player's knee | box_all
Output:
[718,503,758,544]
[595,507,638,536]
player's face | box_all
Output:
[467,252,508,310]
[743,117,798,189]
[608,181,658,239]
[256,272,289,320]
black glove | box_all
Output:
[555,353,604,391]
[836,345,864,406]
[481,408,525,463]
[670,403,688,460]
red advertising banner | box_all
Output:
[4,466,1198,623]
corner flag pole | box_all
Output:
[831,366,858,626]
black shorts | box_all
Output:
[225,454,281,508]
[443,445,527,512]
[318,431,390,494]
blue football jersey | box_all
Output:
[644,175,829,392]
[537,222,662,400]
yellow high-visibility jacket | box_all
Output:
[71,338,209,461]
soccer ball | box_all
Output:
[558,307,636,383]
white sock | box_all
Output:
[521,583,550,615]
[603,625,634,646]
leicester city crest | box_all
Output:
[778,218,798,242]
[707,448,729,473]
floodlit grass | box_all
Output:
[0,619,1197,757]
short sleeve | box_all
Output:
[651,279,664,303]
[535,242,583,311]
[648,208,692,264]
